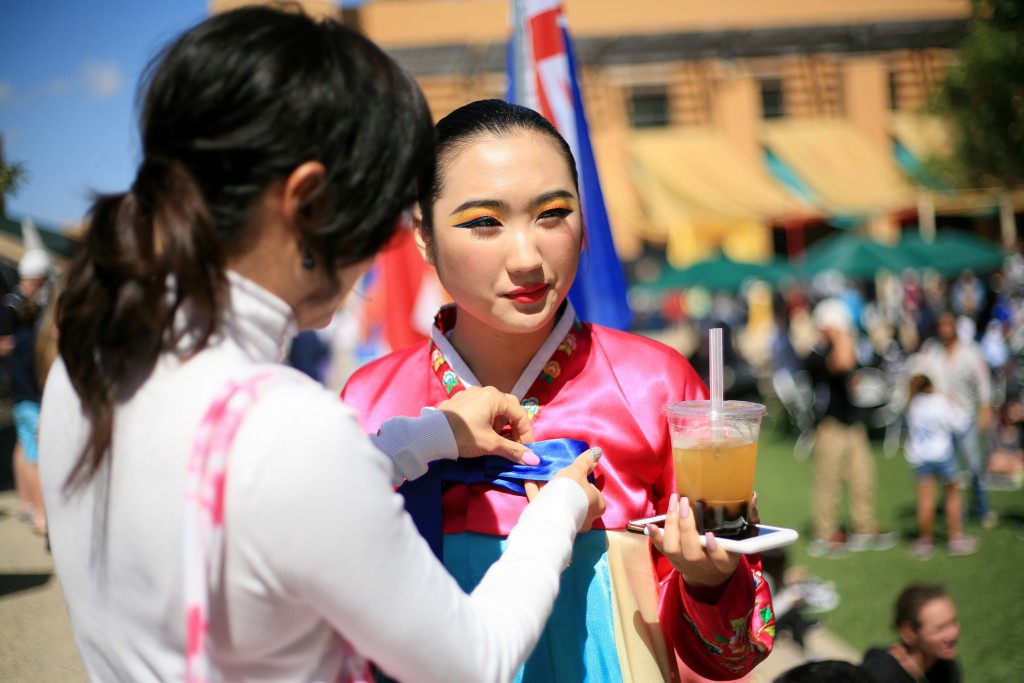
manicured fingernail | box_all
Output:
[668,494,679,513]
[705,532,718,553]
[679,496,691,519]
[589,447,603,463]
[521,450,540,465]
[645,524,658,537]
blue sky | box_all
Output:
[0,1,210,228]
[0,1,370,231]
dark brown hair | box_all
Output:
[907,373,934,399]
[894,583,949,633]
[58,5,434,491]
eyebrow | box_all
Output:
[448,190,578,218]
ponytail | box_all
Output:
[59,158,226,492]
[57,5,434,491]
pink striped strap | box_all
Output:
[183,367,370,683]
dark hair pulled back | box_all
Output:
[420,99,579,237]
[58,5,435,491]
[894,583,949,633]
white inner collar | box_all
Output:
[430,300,578,399]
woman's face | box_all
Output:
[425,129,582,337]
[907,597,960,662]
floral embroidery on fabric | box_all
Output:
[442,370,459,394]
[541,360,561,383]
[680,572,774,674]
[521,397,541,420]
[557,333,577,355]
[431,348,445,371]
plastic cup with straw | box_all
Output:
[663,327,766,536]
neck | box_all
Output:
[447,311,557,393]
[892,643,932,681]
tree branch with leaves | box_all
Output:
[930,0,1024,188]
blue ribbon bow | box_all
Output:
[399,438,590,559]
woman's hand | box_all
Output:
[437,386,539,465]
[543,448,605,531]
[646,494,742,589]
[524,448,605,531]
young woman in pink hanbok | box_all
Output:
[343,99,775,682]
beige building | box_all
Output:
[212,1,1010,267]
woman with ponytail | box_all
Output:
[39,7,601,683]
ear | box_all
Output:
[898,623,918,648]
[412,207,435,266]
[281,161,327,227]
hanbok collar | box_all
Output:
[429,299,578,399]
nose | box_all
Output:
[505,224,543,274]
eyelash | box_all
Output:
[454,207,574,229]
[539,207,574,220]
[454,215,501,229]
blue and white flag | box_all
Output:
[508,0,632,330]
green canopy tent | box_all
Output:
[897,230,1005,278]
[645,253,795,293]
[798,232,925,280]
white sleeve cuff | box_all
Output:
[370,407,458,486]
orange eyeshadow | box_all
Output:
[449,209,502,226]
[537,197,579,213]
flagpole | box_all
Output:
[510,0,527,105]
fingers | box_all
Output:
[489,438,540,466]
[500,392,536,445]
[575,447,602,475]
[670,495,705,561]
[648,495,707,562]
[701,532,738,576]
[526,447,601,506]
[440,386,539,462]
[480,390,538,464]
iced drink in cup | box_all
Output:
[663,400,767,537]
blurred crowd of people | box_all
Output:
[651,243,1024,558]
[773,251,1024,553]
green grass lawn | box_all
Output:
[754,416,1024,681]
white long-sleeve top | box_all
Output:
[39,271,587,683]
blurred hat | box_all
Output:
[18,249,51,279]
[812,297,853,332]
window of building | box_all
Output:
[888,70,899,110]
[760,78,784,119]
[628,89,670,128]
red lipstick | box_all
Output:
[505,283,549,304]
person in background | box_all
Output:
[805,297,897,557]
[38,8,602,682]
[950,268,986,323]
[917,311,997,529]
[902,374,977,558]
[861,584,963,683]
[342,99,774,682]
[0,248,52,536]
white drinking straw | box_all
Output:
[709,327,724,441]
